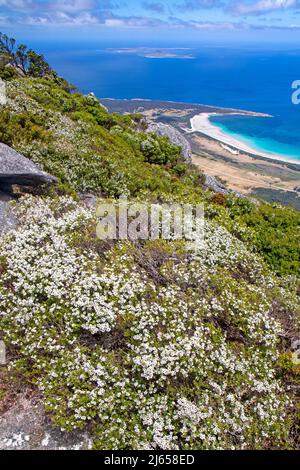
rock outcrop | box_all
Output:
[86,92,108,112]
[146,121,192,163]
[203,175,230,195]
[204,174,244,197]
[0,192,16,234]
[0,143,57,188]
[0,394,92,450]
[146,123,244,196]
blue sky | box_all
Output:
[2,1,300,43]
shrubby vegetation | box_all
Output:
[252,187,300,212]
[242,203,300,275]
[0,197,298,449]
[0,75,298,275]
[0,38,299,449]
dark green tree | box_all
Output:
[15,43,29,74]
[0,32,52,77]
[0,33,15,65]
[27,50,52,77]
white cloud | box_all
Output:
[0,0,33,8]
[232,0,297,15]
[104,18,126,26]
[51,1,95,13]
[190,20,243,29]
[2,0,300,30]
[26,11,100,25]
[0,15,9,24]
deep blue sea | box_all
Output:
[36,41,300,163]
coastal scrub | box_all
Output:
[0,196,298,449]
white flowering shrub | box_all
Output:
[0,196,297,450]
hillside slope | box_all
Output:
[0,71,299,450]
[1,76,299,275]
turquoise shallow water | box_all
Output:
[210,114,300,163]
[31,41,300,164]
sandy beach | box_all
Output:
[190,113,300,166]
[102,97,300,209]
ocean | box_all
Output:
[38,41,300,163]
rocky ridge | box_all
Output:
[146,121,192,164]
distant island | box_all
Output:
[105,47,195,59]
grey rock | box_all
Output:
[0,192,16,234]
[146,121,192,163]
[0,394,93,450]
[79,192,98,209]
[0,143,57,187]
[203,175,229,195]
[204,174,243,197]
[5,63,25,77]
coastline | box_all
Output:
[102,97,300,207]
[101,98,300,168]
[189,113,300,166]
[101,97,271,117]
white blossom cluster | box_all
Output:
[0,196,296,450]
